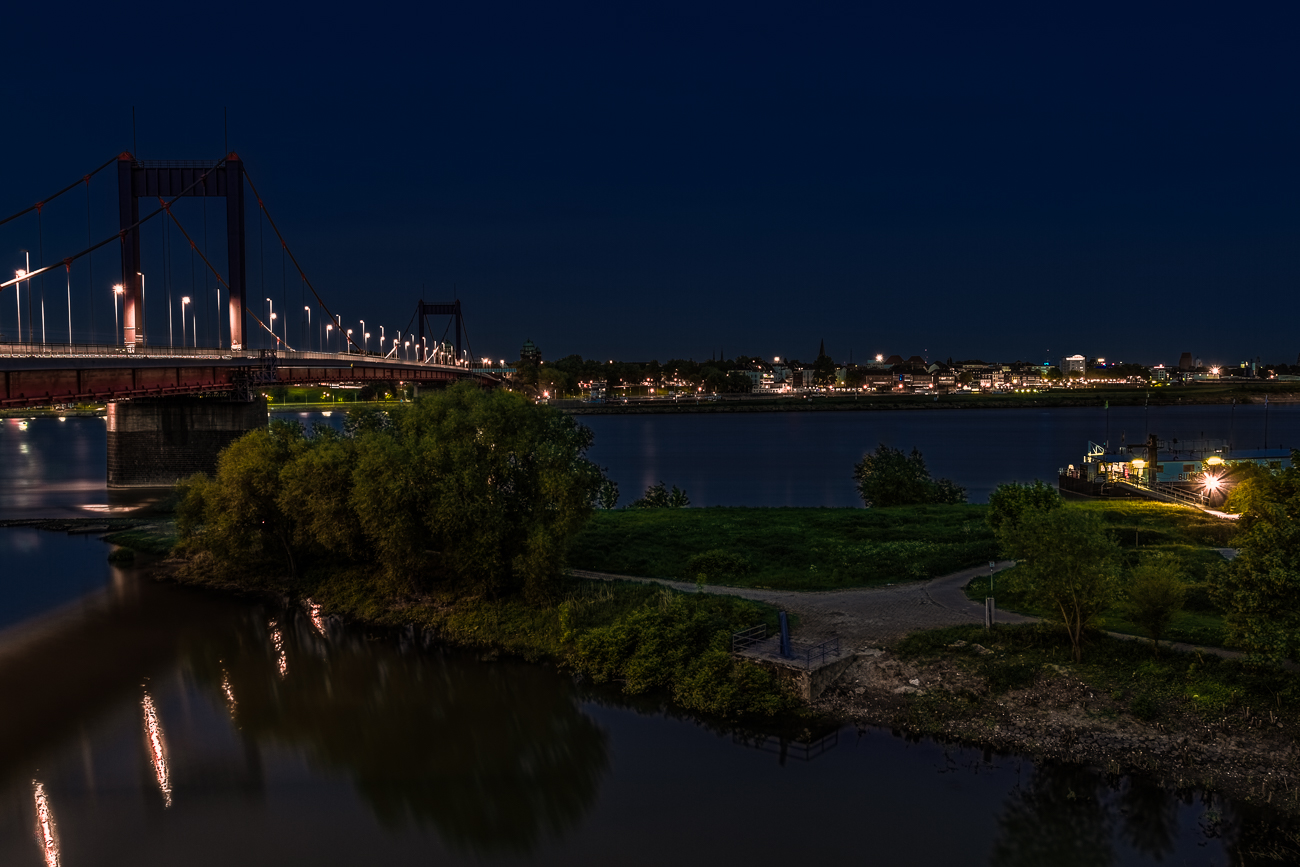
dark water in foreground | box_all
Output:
[0,529,1287,866]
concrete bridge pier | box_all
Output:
[106,398,268,487]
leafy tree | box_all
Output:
[813,351,836,386]
[177,419,308,580]
[178,384,607,604]
[852,444,967,507]
[1004,507,1121,662]
[987,480,1062,553]
[631,481,689,509]
[1124,554,1186,654]
[597,480,620,510]
[1211,451,1300,663]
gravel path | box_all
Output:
[568,560,1031,650]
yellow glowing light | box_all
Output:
[32,780,60,867]
[1131,459,1147,469]
[269,618,287,678]
[142,691,172,808]
[307,599,326,636]
[220,669,237,718]
[1205,474,1222,491]
[1206,456,1224,465]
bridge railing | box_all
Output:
[0,341,500,375]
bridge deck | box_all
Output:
[0,344,500,407]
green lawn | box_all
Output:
[567,505,999,591]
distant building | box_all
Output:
[589,380,607,402]
[520,339,541,366]
[1061,355,1086,376]
[1177,352,1194,371]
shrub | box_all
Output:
[683,549,752,582]
[852,444,966,508]
[569,593,794,717]
[1124,554,1187,653]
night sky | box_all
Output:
[3,1,1297,367]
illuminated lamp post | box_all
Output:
[181,297,191,347]
[112,284,124,345]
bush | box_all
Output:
[683,549,751,582]
[569,593,794,717]
[979,658,1039,694]
[987,480,1061,553]
[631,482,689,509]
[852,444,966,508]
[1124,554,1187,653]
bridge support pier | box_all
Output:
[106,397,268,487]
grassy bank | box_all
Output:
[568,505,999,591]
[172,559,801,720]
[895,622,1294,724]
[965,499,1238,647]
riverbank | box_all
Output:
[818,623,1300,814]
[563,383,1300,415]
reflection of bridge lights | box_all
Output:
[307,599,327,636]
[32,779,60,867]
[141,691,173,808]
[269,619,288,678]
[220,668,238,718]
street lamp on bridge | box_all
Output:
[360,319,366,354]
[346,329,353,354]
[112,284,124,345]
[304,306,311,351]
[181,297,191,348]
[325,322,333,351]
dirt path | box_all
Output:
[568,560,1030,649]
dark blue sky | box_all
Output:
[3,1,1297,366]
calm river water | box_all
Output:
[2,406,1296,864]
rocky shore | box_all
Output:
[817,646,1300,813]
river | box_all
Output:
[1,406,1296,863]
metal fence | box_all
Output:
[731,624,767,653]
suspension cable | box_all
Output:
[156,197,289,350]
[0,155,116,228]
[240,166,358,352]
[0,157,229,292]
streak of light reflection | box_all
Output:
[141,691,173,807]
[32,780,60,867]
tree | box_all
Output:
[1124,554,1186,654]
[1211,451,1300,663]
[987,480,1062,553]
[178,384,607,603]
[852,444,967,508]
[630,482,689,509]
[597,480,620,510]
[1004,507,1121,662]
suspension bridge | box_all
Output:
[1,152,503,485]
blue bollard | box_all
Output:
[779,611,792,659]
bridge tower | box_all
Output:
[117,153,248,349]
[416,299,463,360]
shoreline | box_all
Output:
[7,516,1297,814]
[559,388,1300,415]
[816,637,1300,814]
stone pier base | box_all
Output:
[106,397,268,487]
